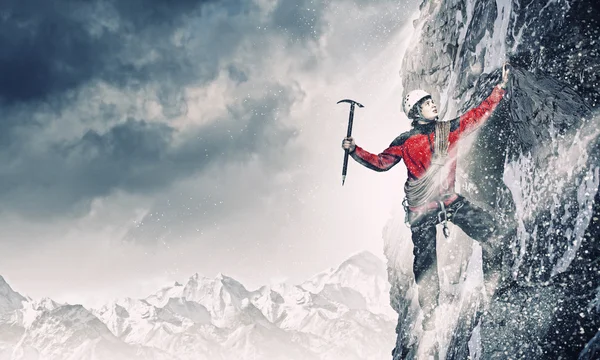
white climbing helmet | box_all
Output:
[402,89,431,118]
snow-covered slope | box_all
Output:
[0,277,26,317]
[301,251,395,318]
[0,277,28,360]
[0,250,396,359]
[11,304,172,360]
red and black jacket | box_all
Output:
[350,86,506,200]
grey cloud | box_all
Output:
[0,0,319,218]
[227,65,249,84]
[0,0,325,119]
[0,0,207,104]
[0,0,253,111]
[0,0,423,303]
[0,84,298,218]
[0,0,212,153]
[272,0,325,41]
[3,0,415,220]
[0,1,109,104]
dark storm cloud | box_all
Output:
[0,0,265,140]
[0,0,215,152]
[0,83,297,217]
[272,0,325,41]
[0,0,317,108]
[0,0,207,104]
[0,0,333,217]
[0,1,105,104]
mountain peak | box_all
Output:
[34,297,60,311]
[347,250,384,262]
[0,275,15,293]
[189,273,201,281]
[0,275,27,314]
[338,251,385,274]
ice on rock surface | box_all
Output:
[390,0,600,357]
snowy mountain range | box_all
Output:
[0,251,397,360]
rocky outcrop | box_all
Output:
[388,0,600,358]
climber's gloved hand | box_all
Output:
[341,137,356,153]
[499,61,510,89]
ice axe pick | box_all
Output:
[337,99,364,186]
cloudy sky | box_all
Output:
[1,0,420,307]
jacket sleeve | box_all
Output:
[350,145,403,172]
[459,85,506,136]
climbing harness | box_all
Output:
[403,120,454,237]
[404,120,452,208]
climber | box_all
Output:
[341,63,510,330]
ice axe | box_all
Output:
[337,99,364,186]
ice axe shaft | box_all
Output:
[337,99,364,186]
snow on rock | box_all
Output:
[391,0,600,358]
[15,298,62,330]
[223,323,319,360]
[0,277,27,317]
[93,297,197,345]
[0,277,29,360]
[149,324,228,360]
[307,310,396,360]
[10,304,166,360]
[181,273,250,308]
[248,285,286,323]
[301,251,395,318]
[145,282,184,308]
[0,250,397,359]
[249,283,343,332]
[146,272,272,329]
[162,297,211,325]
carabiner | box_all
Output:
[402,198,411,228]
[437,201,450,239]
[442,224,450,238]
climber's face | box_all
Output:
[420,98,438,121]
